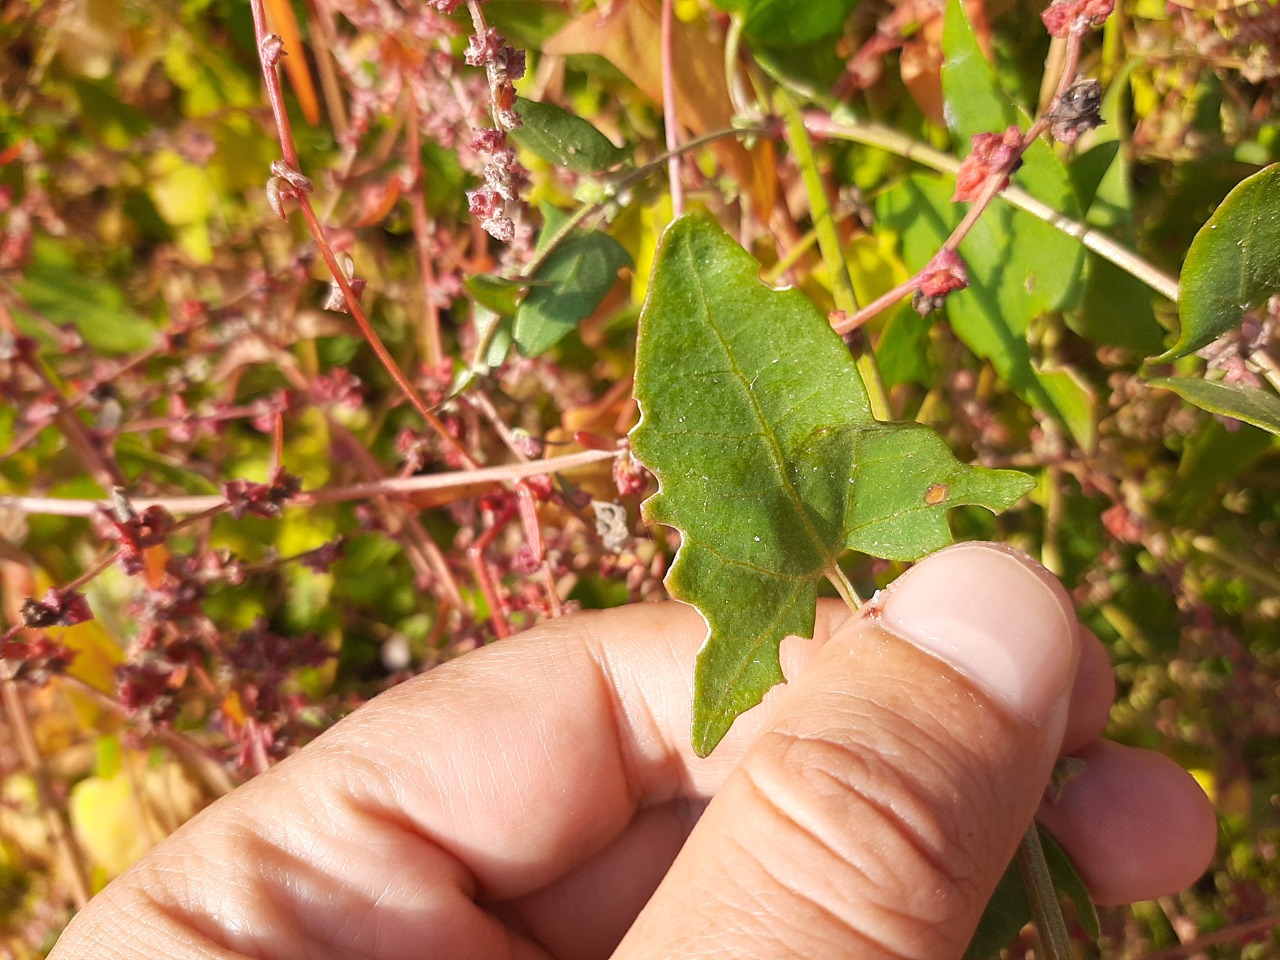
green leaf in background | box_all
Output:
[483,0,573,47]
[464,273,526,316]
[13,236,154,355]
[964,827,1099,960]
[1071,60,1166,356]
[931,0,1090,448]
[1162,163,1280,360]
[876,0,1095,446]
[631,213,1033,755]
[1148,377,1280,437]
[713,0,858,48]
[511,97,629,174]
[877,176,1095,448]
[514,230,631,356]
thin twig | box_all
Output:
[518,123,779,281]
[0,296,124,489]
[248,0,476,469]
[0,449,620,517]
[819,24,1177,332]
[1140,912,1280,960]
[803,113,1179,303]
[661,0,685,216]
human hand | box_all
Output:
[50,542,1215,960]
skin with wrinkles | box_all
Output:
[50,545,1215,960]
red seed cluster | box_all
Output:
[1041,0,1115,38]
[952,126,1023,203]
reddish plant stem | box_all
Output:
[97,405,263,438]
[270,412,285,474]
[405,100,445,370]
[249,0,299,170]
[832,27,1088,335]
[294,195,477,468]
[467,503,517,639]
[246,717,272,776]
[1,340,171,464]
[328,419,464,610]
[248,0,476,470]
[466,1,501,129]
[661,0,685,216]
[59,674,240,797]
[271,359,464,609]
[468,389,563,616]
[62,549,119,594]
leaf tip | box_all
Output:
[691,708,733,758]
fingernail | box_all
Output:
[877,542,1077,723]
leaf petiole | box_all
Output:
[825,564,862,611]
[1016,825,1073,960]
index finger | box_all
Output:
[51,600,850,960]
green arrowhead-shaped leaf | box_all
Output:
[511,96,629,173]
[514,230,631,356]
[1147,377,1280,437]
[631,212,1034,755]
[1161,163,1280,360]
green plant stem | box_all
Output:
[520,203,599,279]
[762,222,821,283]
[825,563,862,610]
[779,93,858,316]
[520,124,779,279]
[1017,826,1073,960]
[777,91,892,422]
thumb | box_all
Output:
[616,542,1080,960]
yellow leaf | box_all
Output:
[70,753,201,879]
[0,775,51,862]
[54,619,124,728]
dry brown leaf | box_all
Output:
[545,0,776,215]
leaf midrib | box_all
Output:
[685,245,838,574]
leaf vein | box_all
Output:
[684,246,837,568]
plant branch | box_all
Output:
[823,26,1180,333]
[512,122,780,282]
[804,113,1180,303]
[661,0,685,216]
[248,0,477,469]
[1016,825,1073,960]
[1140,911,1280,960]
[777,90,892,421]
[0,449,620,518]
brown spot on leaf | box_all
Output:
[925,483,948,505]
